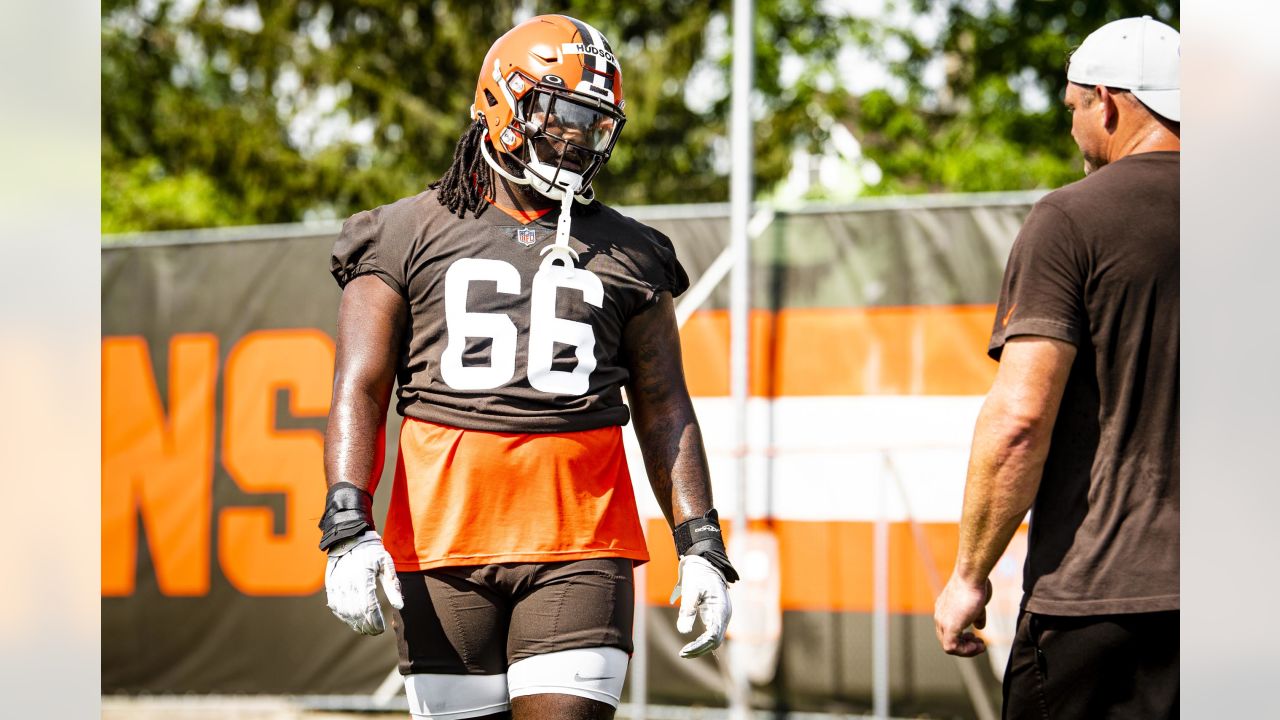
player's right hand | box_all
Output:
[934,574,992,657]
[324,530,404,635]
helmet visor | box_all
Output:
[524,90,622,153]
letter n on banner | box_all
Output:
[102,334,218,596]
[219,329,333,596]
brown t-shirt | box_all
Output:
[331,189,688,433]
[989,151,1179,615]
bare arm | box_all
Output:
[320,275,407,630]
[955,336,1076,584]
[935,335,1075,655]
[324,275,408,493]
[622,292,713,529]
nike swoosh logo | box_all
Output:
[1001,303,1017,328]
[573,673,616,682]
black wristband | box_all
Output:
[318,482,374,551]
[673,508,726,555]
[672,509,740,583]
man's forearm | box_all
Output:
[936,337,1073,656]
[630,384,740,589]
[630,390,714,529]
[621,292,716,530]
[324,386,389,493]
[953,394,1051,585]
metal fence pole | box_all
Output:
[728,0,755,716]
[872,458,890,719]
[883,455,997,720]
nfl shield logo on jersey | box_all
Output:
[515,227,538,247]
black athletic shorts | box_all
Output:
[1003,609,1179,719]
[391,557,635,675]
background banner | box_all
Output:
[103,192,1039,715]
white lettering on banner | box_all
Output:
[560,42,617,67]
[441,258,602,395]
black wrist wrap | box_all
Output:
[672,508,740,583]
[318,482,374,551]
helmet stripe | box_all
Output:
[564,16,600,87]
[581,22,615,92]
[565,16,619,94]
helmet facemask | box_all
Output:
[480,74,625,204]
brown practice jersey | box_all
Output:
[331,188,689,433]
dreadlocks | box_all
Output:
[430,117,493,219]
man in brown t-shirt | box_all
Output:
[933,16,1180,718]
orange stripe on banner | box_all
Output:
[645,518,975,614]
[679,305,998,397]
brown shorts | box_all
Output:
[1002,610,1179,719]
[391,557,635,675]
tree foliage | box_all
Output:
[102,0,1179,232]
[103,0,857,231]
[851,0,1179,195]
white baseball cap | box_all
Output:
[1067,15,1180,122]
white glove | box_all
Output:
[669,554,732,658]
[325,530,404,635]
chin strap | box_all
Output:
[540,180,581,271]
[480,139,529,186]
[478,136,595,205]
[479,139,584,271]
[476,135,587,271]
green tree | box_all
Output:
[102,0,510,232]
[102,0,859,232]
[850,0,1179,195]
[102,0,1180,233]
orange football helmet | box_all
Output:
[472,14,626,202]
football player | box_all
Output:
[318,15,738,720]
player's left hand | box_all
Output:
[325,530,404,635]
[669,554,732,658]
[934,574,993,657]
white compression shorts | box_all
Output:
[507,646,630,707]
[404,673,508,720]
[403,646,630,719]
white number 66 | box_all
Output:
[440,258,603,396]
